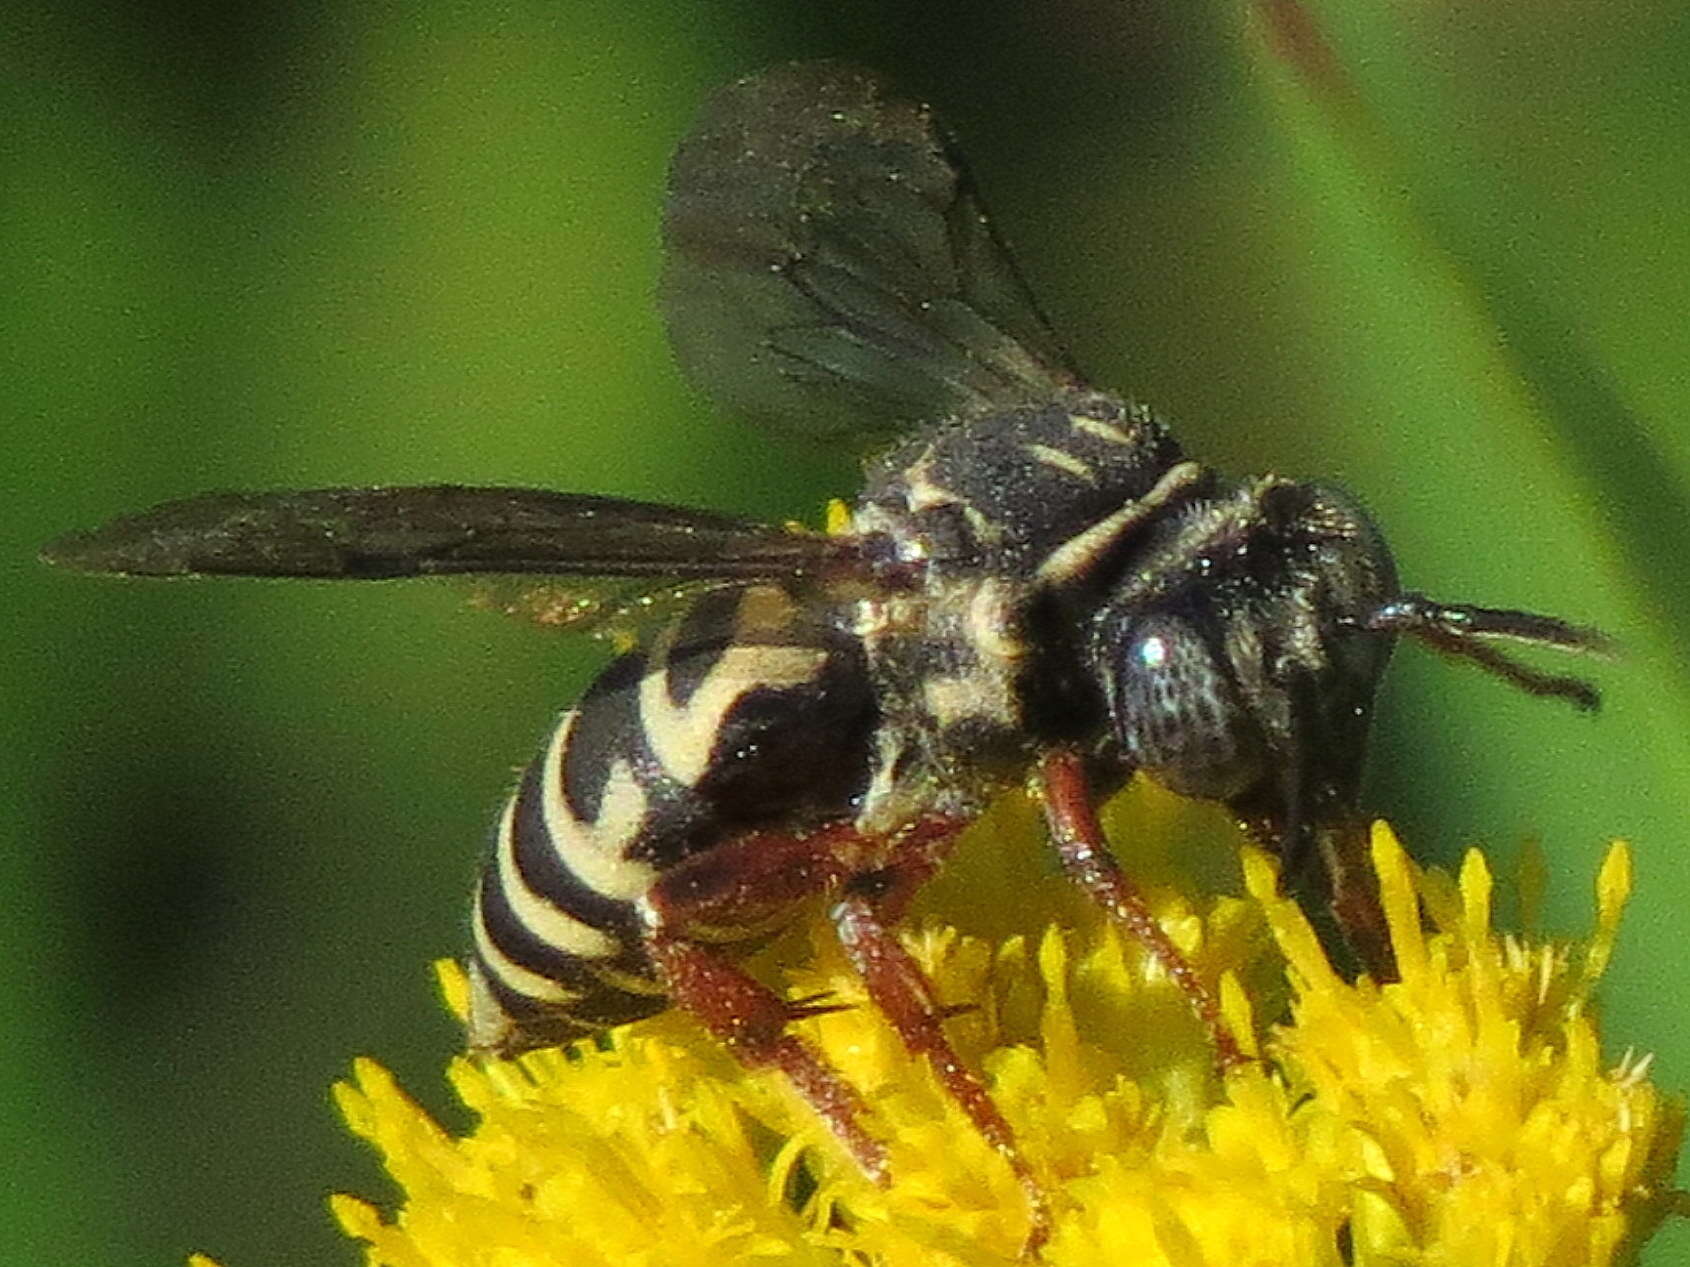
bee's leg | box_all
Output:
[644,813,967,931]
[640,825,888,1178]
[639,815,988,1197]
[643,918,889,1182]
[1036,746,1247,1069]
[832,868,1051,1255]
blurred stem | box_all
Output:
[1243,0,1690,716]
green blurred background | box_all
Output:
[6,2,1688,1263]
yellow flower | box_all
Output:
[215,794,1683,1266]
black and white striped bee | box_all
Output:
[44,62,1604,1243]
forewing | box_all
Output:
[42,486,844,582]
[661,61,1081,446]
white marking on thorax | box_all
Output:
[1025,442,1097,483]
[1070,414,1137,446]
[852,722,945,840]
[1036,460,1206,586]
[903,451,961,511]
[896,453,1004,546]
[921,672,1017,729]
[964,576,1026,661]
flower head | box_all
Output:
[296,802,1679,1266]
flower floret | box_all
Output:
[310,820,1679,1266]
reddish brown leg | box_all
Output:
[833,885,1051,1254]
[639,815,968,1187]
[644,923,889,1183]
[647,814,966,933]
[1037,747,1246,1069]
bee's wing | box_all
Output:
[41,486,848,583]
[661,61,1081,448]
[470,574,729,640]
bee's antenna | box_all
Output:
[1364,594,1611,712]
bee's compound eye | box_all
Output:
[1110,614,1264,801]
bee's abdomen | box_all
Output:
[468,584,878,1055]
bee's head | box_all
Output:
[1078,474,1605,976]
[1066,478,1399,972]
[1085,479,1397,816]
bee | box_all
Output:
[43,62,1605,1246]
